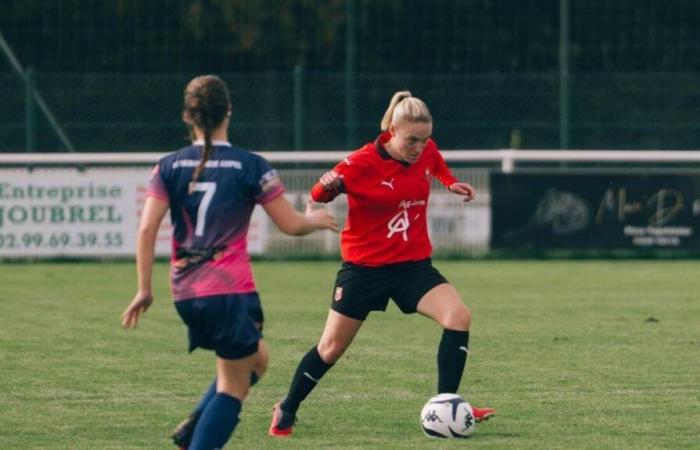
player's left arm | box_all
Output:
[430,143,476,203]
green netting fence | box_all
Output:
[1,0,699,152]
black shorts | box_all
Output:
[175,292,264,360]
[330,258,448,321]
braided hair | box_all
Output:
[183,75,231,191]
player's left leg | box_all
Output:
[171,380,216,448]
[172,320,267,448]
[417,283,495,422]
[416,283,471,393]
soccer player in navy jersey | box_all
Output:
[269,91,495,437]
[120,75,337,450]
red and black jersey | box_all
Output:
[311,132,458,266]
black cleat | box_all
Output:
[171,414,199,449]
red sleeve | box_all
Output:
[310,181,341,203]
[309,148,364,202]
[429,142,458,188]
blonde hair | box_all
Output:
[380,91,432,131]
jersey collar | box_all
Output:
[192,139,232,147]
[374,131,410,167]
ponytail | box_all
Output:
[380,90,432,131]
[183,75,231,192]
[191,127,213,190]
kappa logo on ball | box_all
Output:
[334,286,343,301]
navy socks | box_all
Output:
[193,379,217,418]
[189,393,241,450]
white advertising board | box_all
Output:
[0,168,268,257]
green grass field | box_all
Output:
[1,261,699,449]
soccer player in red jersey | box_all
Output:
[120,75,337,450]
[269,91,495,437]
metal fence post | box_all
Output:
[559,0,570,150]
[294,65,305,151]
[25,66,36,152]
[345,0,357,149]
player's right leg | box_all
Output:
[269,310,363,437]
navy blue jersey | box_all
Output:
[148,140,285,300]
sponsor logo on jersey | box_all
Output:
[172,159,242,169]
[387,209,410,241]
[386,199,426,241]
[398,199,426,209]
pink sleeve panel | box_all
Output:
[147,164,170,202]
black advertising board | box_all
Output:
[491,173,700,250]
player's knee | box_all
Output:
[440,305,471,331]
[217,379,250,401]
[254,348,269,377]
[317,339,346,364]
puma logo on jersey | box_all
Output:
[380,178,395,190]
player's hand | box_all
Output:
[305,200,339,232]
[449,182,476,203]
[121,291,154,329]
[319,171,343,192]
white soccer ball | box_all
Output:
[420,393,476,438]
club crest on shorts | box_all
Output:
[334,286,343,302]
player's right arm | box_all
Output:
[310,151,365,202]
[263,195,338,236]
[121,196,169,328]
[310,170,344,202]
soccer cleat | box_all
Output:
[268,401,296,437]
[471,406,496,423]
[171,414,199,449]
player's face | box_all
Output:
[389,121,433,164]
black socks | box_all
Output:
[437,329,469,393]
[280,330,469,417]
[281,346,334,414]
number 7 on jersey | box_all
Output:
[190,182,217,236]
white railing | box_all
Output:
[3,149,700,172]
[1,150,699,259]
